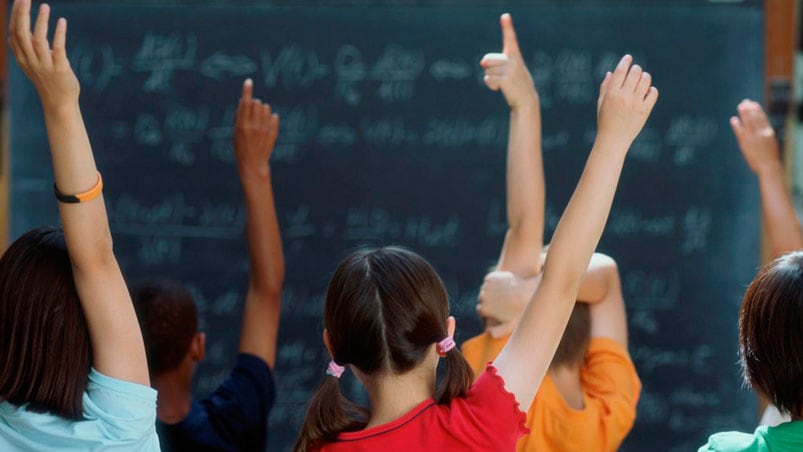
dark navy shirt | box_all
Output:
[157,354,275,452]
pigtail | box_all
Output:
[294,374,368,452]
[435,347,474,404]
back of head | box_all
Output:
[551,302,591,369]
[739,252,803,419]
[0,227,91,420]
[130,279,198,376]
[295,246,474,451]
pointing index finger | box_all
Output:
[241,78,253,102]
[500,13,520,57]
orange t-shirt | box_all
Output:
[461,333,641,452]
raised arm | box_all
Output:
[731,100,803,257]
[233,80,285,368]
[494,55,657,410]
[8,0,148,384]
[483,14,544,277]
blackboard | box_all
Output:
[8,3,763,451]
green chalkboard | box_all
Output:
[9,2,763,450]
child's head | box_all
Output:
[130,280,204,377]
[739,252,803,419]
[296,246,474,451]
[551,303,591,369]
[0,227,92,420]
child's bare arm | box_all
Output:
[8,0,148,384]
[233,80,285,368]
[731,100,803,257]
[494,55,657,411]
[485,14,545,278]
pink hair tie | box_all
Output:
[437,336,456,357]
[326,360,346,378]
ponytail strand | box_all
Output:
[294,374,368,452]
[435,347,473,404]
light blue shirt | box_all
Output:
[0,369,160,451]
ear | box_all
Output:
[323,329,335,359]
[446,316,456,338]
[189,332,206,362]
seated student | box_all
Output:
[461,16,639,450]
[0,1,158,450]
[730,99,802,428]
[131,80,284,451]
[464,255,639,452]
[293,14,658,451]
[698,252,803,451]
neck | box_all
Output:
[548,363,584,410]
[363,366,436,429]
[153,369,194,425]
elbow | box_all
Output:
[540,267,584,301]
[252,266,285,301]
[69,228,118,275]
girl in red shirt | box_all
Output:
[294,15,659,452]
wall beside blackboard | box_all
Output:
[9,3,763,451]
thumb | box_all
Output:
[500,13,521,56]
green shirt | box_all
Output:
[699,421,803,452]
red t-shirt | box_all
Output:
[315,364,529,451]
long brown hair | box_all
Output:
[739,252,803,418]
[294,247,474,451]
[0,227,92,419]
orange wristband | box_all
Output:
[54,173,103,204]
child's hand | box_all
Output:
[8,1,80,113]
[233,79,280,178]
[730,100,781,175]
[478,271,540,338]
[481,13,538,110]
[596,55,658,149]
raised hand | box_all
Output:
[481,13,538,110]
[233,79,280,178]
[730,100,781,174]
[8,0,79,113]
[596,55,658,150]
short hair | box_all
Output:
[551,302,591,368]
[739,252,803,418]
[0,227,92,420]
[130,280,198,375]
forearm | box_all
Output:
[542,140,626,294]
[44,104,114,267]
[756,162,803,256]
[498,104,544,276]
[241,169,285,298]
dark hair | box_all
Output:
[0,227,92,420]
[130,279,198,375]
[551,303,591,368]
[739,252,803,418]
[295,247,474,451]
